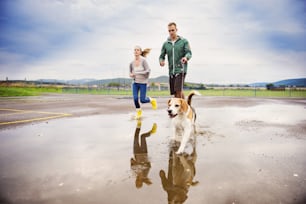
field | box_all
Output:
[0,86,62,96]
[1,86,306,97]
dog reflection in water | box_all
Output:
[160,141,198,203]
[130,120,157,188]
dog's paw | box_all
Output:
[175,150,184,155]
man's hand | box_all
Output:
[160,61,165,67]
[181,57,187,64]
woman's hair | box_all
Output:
[135,46,151,57]
[141,48,151,57]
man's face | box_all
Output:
[168,25,177,39]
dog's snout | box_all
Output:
[167,109,172,114]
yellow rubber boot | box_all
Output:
[150,98,157,110]
[135,108,142,119]
[150,123,157,134]
[136,119,142,128]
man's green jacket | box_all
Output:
[159,36,192,76]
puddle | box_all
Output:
[0,102,306,204]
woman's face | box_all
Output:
[134,48,141,57]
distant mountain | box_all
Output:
[35,76,169,86]
[149,76,168,83]
[67,79,96,85]
[273,78,306,87]
[38,78,96,85]
[248,82,269,87]
[84,75,169,86]
[249,78,306,87]
[86,78,132,86]
[28,77,306,87]
[38,79,66,84]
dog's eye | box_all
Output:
[175,104,179,107]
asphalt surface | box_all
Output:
[0,94,305,204]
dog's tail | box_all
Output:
[187,90,201,105]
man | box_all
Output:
[159,22,192,99]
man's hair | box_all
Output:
[168,22,177,27]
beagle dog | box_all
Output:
[167,91,201,154]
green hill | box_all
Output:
[85,76,169,86]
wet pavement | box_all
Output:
[0,95,306,203]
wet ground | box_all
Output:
[0,94,306,204]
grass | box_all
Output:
[197,89,306,97]
[0,87,62,97]
[62,87,132,95]
[1,86,306,98]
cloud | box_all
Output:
[0,0,305,83]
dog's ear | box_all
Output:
[168,99,171,106]
[180,99,188,112]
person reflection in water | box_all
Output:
[159,141,198,203]
[131,120,157,188]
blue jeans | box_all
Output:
[133,82,150,109]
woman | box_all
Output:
[129,46,157,119]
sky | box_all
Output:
[0,0,305,84]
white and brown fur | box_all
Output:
[167,91,201,154]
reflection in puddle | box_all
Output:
[130,120,157,188]
[159,140,199,203]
